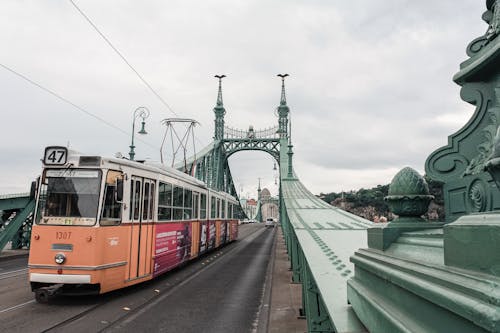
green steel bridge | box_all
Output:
[3,2,500,331]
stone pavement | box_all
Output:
[269,226,307,332]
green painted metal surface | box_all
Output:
[278,131,371,332]
[425,1,500,222]
[0,192,34,251]
[280,158,370,332]
[0,193,30,211]
[349,5,500,331]
[349,163,500,332]
[178,74,371,331]
[0,198,35,251]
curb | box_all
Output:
[256,227,277,333]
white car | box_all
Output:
[265,218,275,228]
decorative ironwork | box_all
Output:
[468,179,488,212]
[467,0,500,55]
[385,167,433,220]
[214,75,226,140]
[223,138,280,161]
[223,125,280,139]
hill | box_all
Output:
[318,177,444,222]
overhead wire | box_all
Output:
[68,0,179,117]
[69,0,212,159]
[0,63,159,151]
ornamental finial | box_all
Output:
[277,74,289,105]
[214,74,226,107]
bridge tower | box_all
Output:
[213,74,226,141]
[176,74,294,221]
[192,74,292,195]
[209,75,233,193]
[277,74,290,140]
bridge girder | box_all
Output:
[223,138,280,163]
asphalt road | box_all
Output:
[0,224,276,333]
[106,224,276,332]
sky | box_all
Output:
[0,0,488,197]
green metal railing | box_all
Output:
[278,140,372,332]
[0,193,35,252]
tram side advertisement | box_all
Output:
[207,221,216,251]
[153,223,192,276]
[231,220,238,240]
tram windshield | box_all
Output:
[37,169,101,226]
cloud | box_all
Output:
[0,0,487,196]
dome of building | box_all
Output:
[260,188,271,200]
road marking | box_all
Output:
[0,300,36,314]
[0,268,28,276]
[0,268,29,281]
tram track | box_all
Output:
[38,224,265,333]
[101,226,269,332]
[0,267,28,281]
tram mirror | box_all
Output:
[116,179,124,203]
[30,179,37,199]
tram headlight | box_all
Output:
[54,253,66,265]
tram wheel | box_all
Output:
[35,289,51,304]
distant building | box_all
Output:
[240,198,257,219]
[261,187,279,222]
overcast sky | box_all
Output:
[0,0,487,197]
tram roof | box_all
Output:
[64,149,207,188]
[43,147,235,199]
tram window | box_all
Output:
[158,182,172,221]
[221,200,226,219]
[227,203,232,219]
[210,196,216,219]
[100,170,123,226]
[193,192,199,220]
[149,183,155,220]
[217,198,221,219]
[133,180,141,220]
[129,182,134,220]
[173,186,184,220]
[143,182,150,220]
[35,183,48,223]
[39,169,101,225]
[200,193,207,219]
[184,189,192,219]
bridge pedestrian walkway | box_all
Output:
[280,166,372,332]
[268,225,307,332]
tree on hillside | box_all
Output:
[319,181,444,221]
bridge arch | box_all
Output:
[223,145,280,164]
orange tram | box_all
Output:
[29,146,239,303]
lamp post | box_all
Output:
[129,106,150,161]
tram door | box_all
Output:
[128,177,155,280]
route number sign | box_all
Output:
[44,146,67,165]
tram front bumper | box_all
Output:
[30,273,91,284]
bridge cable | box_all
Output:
[68,0,179,117]
[0,63,160,151]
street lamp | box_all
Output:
[129,106,150,161]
